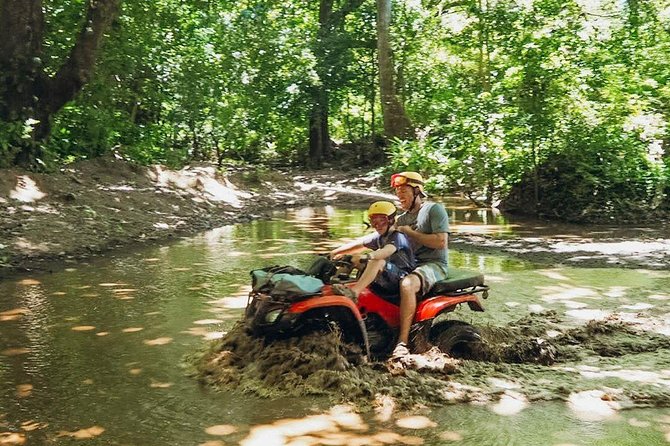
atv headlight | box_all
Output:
[264,309,282,324]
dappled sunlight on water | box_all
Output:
[230,405,434,446]
[575,366,670,386]
[565,309,612,320]
[552,240,670,256]
[490,390,528,416]
[568,390,624,421]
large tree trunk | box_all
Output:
[376,0,413,140]
[307,0,334,168]
[308,94,330,168]
[0,0,44,121]
[477,0,494,205]
[0,0,122,167]
[307,0,365,168]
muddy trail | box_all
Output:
[196,312,670,414]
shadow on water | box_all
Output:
[1,206,670,445]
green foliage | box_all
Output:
[387,0,670,216]
[386,136,444,173]
[0,121,23,168]
[0,119,43,168]
[503,124,667,221]
[3,0,669,221]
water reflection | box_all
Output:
[0,207,669,445]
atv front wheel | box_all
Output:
[432,321,484,360]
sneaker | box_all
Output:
[390,342,410,359]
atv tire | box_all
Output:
[432,321,484,360]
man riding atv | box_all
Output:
[390,172,450,359]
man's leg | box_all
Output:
[397,273,421,345]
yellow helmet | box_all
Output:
[390,171,427,197]
[367,201,397,219]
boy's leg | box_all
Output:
[349,259,385,295]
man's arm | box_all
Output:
[396,226,448,249]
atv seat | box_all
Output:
[425,268,486,297]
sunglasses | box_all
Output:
[369,214,390,225]
[390,174,408,188]
[390,174,423,188]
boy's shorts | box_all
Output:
[373,261,410,294]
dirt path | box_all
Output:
[2,157,669,279]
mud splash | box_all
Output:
[197,313,670,411]
[475,311,670,363]
[196,323,477,409]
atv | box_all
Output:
[244,256,489,360]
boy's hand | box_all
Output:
[351,253,367,265]
[330,252,343,260]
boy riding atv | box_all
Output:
[329,201,416,301]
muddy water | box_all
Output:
[1,207,670,445]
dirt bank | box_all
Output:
[0,157,382,279]
[1,157,670,280]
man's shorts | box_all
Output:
[411,261,449,298]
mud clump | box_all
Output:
[471,312,565,365]
[471,312,670,365]
[553,319,670,358]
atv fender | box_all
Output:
[288,295,370,357]
[290,295,362,317]
[415,294,484,322]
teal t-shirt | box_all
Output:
[396,202,449,265]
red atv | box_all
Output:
[244,256,489,359]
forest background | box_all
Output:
[1,0,669,223]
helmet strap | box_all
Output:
[383,215,395,236]
[409,189,422,212]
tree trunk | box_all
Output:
[376,0,413,140]
[307,0,334,168]
[308,99,330,168]
[307,0,364,168]
[0,0,122,167]
[626,0,640,33]
[476,0,490,94]
[0,0,44,121]
[477,0,493,205]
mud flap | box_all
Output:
[409,321,433,354]
[357,318,371,359]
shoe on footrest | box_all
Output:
[331,283,358,302]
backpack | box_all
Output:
[304,256,337,283]
[250,265,324,299]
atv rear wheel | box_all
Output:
[432,321,484,359]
